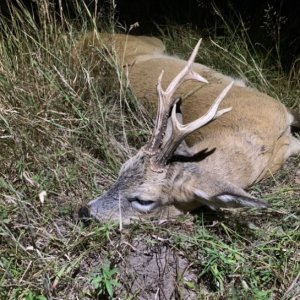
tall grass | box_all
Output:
[158,4,300,109]
[0,3,148,298]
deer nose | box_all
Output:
[78,206,91,225]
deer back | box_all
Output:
[74,32,166,66]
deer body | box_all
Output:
[127,58,291,182]
[78,33,300,222]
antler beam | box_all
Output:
[150,82,234,170]
[146,39,208,153]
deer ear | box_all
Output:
[193,189,268,211]
[211,193,269,209]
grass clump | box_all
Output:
[0,1,299,299]
[159,4,300,109]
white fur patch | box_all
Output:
[131,201,157,213]
[217,194,236,202]
[233,78,247,87]
[194,189,209,200]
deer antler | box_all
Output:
[145,39,233,172]
[146,39,208,154]
[150,82,233,169]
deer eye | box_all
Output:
[128,197,157,213]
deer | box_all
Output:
[77,33,300,223]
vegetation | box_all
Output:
[0,1,299,299]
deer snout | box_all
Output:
[85,194,137,223]
[86,197,114,222]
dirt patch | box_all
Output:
[117,237,199,299]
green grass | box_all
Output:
[0,1,299,299]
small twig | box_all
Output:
[18,261,32,284]
[284,271,300,297]
[121,241,137,252]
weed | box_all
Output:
[23,291,47,300]
[90,263,120,299]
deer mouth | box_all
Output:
[129,198,158,213]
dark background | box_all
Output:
[1,0,299,69]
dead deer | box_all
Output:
[80,33,300,222]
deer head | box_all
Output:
[87,40,268,223]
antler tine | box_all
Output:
[151,81,234,168]
[172,81,234,138]
[164,39,208,96]
[147,39,208,153]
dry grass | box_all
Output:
[0,1,299,299]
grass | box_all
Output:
[0,1,299,299]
